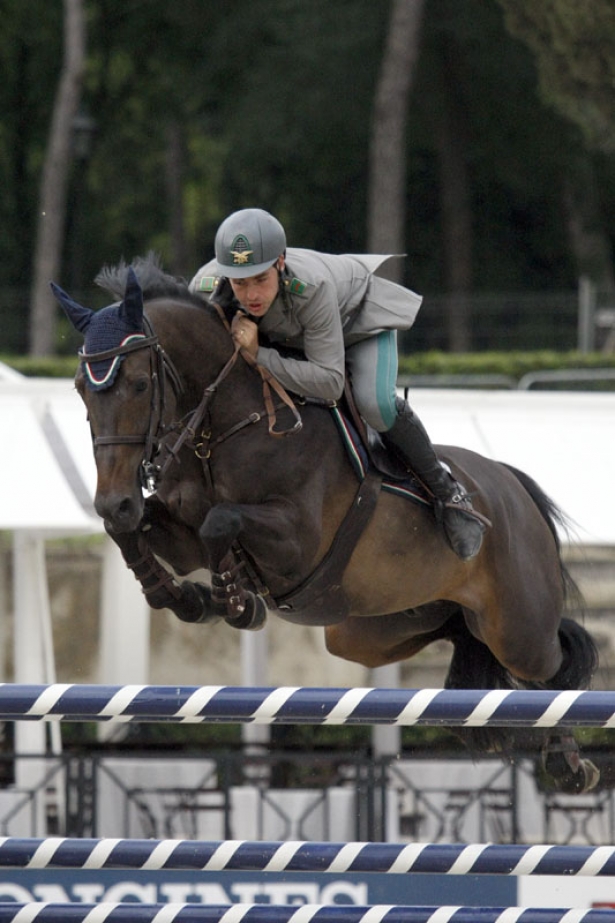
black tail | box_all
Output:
[539,617,598,691]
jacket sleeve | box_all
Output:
[256,280,346,400]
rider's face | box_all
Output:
[229,256,285,318]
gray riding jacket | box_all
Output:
[189,248,422,401]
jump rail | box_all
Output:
[3,838,615,877]
[3,684,614,921]
[0,904,613,923]
[2,683,615,726]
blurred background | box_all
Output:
[3,0,615,358]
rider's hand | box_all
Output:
[232,313,259,358]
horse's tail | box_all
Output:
[544,616,598,690]
[501,462,583,611]
[501,462,598,689]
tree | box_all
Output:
[367,0,425,283]
[497,0,615,153]
[497,0,615,291]
[29,0,86,356]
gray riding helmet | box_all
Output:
[214,208,286,278]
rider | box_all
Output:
[190,208,487,561]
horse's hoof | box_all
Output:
[225,593,268,631]
[174,582,223,624]
[541,735,601,794]
[580,758,601,793]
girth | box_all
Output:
[267,471,383,625]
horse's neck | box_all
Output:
[147,301,258,414]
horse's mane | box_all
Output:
[95,251,205,307]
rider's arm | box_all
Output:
[255,281,346,400]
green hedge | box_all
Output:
[3,350,615,383]
[0,355,80,378]
[398,350,615,378]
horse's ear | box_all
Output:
[50,282,94,333]
[121,267,144,330]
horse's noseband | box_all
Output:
[79,323,183,492]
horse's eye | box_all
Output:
[135,379,148,394]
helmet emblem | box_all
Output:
[229,234,254,265]
[231,249,254,265]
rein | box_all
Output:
[156,307,303,476]
[82,307,302,492]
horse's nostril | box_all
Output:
[95,491,142,533]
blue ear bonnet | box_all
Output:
[50,266,146,391]
[81,303,146,391]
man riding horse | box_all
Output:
[190,208,488,561]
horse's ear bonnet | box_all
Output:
[51,268,146,391]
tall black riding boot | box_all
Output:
[383,400,488,561]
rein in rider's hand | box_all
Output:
[231,312,259,358]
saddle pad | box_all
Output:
[330,407,431,508]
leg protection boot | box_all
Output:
[383,400,488,560]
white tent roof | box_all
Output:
[0,378,102,535]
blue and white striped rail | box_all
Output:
[1,684,615,727]
[3,838,615,877]
[0,905,612,923]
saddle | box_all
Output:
[336,379,430,502]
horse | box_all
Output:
[52,254,600,793]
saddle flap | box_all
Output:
[342,378,415,482]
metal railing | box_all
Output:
[0,749,613,845]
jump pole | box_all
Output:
[0,903,612,922]
[1,684,615,727]
[0,838,615,876]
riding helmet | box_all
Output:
[214,208,286,278]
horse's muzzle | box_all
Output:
[95,490,144,533]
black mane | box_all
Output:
[95,252,205,307]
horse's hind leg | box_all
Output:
[456,612,599,792]
[525,618,600,794]
[324,602,460,668]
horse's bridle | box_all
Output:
[80,310,302,493]
[79,318,184,491]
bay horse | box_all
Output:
[53,255,599,793]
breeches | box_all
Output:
[346,330,399,432]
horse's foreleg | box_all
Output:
[199,505,271,631]
[141,496,206,575]
[200,499,311,631]
[201,500,308,582]
[105,521,220,625]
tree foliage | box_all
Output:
[497,0,615,153]
[2,0,615,355]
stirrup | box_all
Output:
[433,486,491,561]
[441,485,492,531]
